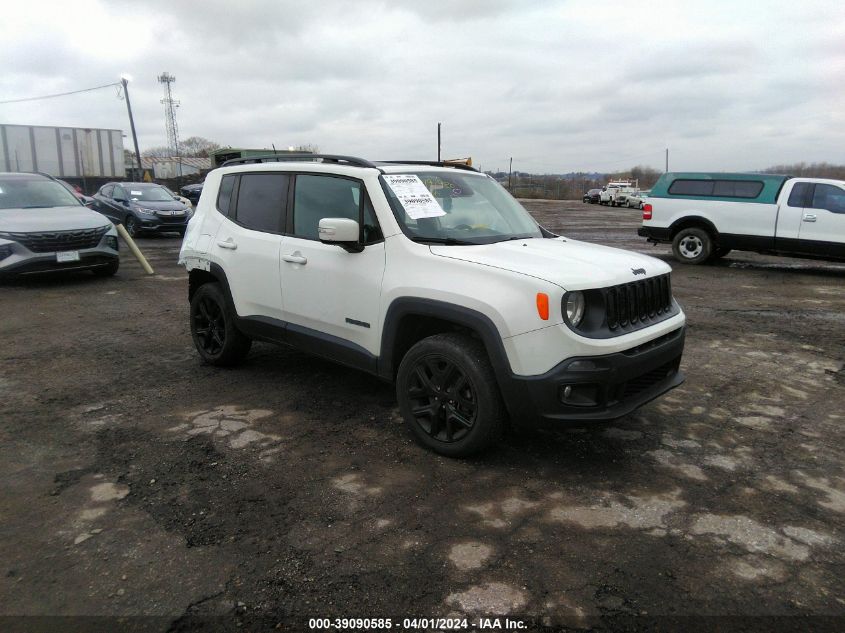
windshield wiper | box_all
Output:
[492,234,539,243]
[409,236,479,246]
[21,205,53,209]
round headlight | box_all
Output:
[565,291,585,327]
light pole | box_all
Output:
[121,76,143,180]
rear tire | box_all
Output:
[396,333,506,457]
[190,283,252,366]
[672,227,713,265]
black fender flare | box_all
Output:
[378,297,528,418]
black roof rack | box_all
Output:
[220,153,380,169]
[377,160,479,173]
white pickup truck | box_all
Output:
[600,181,636,207]
[638,172,845,264]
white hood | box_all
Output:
[0,206,112,233]
[430,237,671,290]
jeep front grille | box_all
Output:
[605,274,672,330]
[0,226,110,253]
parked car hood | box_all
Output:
[0,206,112,233]
[131,199,186,211]
[429,237,671,290]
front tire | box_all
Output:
[124,215,139,238]
[190,283,252,366]
[672,227,713,265]
[396,333,506,457]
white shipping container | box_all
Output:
[0,123,126,178]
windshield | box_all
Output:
[381,171,542,244]
[125,185,176,202]
[0,177,81,209]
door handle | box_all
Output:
[802,213,817,222]
[282,252,307,265]
[216,238,238,250]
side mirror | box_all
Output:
[318,218,362,252]
[114,196,127,204]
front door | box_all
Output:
[279,173,386,360]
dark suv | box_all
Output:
[583,189,601,204]
[93,182,192,237]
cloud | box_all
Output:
[1,0,844,172]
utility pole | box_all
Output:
[121,76,143,181]
[158,72,182,181]
[508,157,513,190]
[665,148,669,173]
[437,122,441,162]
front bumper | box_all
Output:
[0,250,118,277]
[137,214,190,232]
[501,326,685,423]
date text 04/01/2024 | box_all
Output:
[307,617,527,630]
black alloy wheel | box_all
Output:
[407,355,477,443]
[124,215,138,238]
[194,294,226,356]
[189,283,252,365]
[396,333,506,457]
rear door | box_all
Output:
[211,172,287,320]
[797,183,845,259]
[279,173,385,360]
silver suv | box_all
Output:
[0,172,119,278]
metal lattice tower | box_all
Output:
[157,72,180,161]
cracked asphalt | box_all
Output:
[1,201,844,631]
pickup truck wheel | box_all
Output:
[672,227,712,265]
[190,283,252,366]
[397,333,506,457]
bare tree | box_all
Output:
[181,136,222,157]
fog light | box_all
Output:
[103,235,118,250]
[559,383,600,407]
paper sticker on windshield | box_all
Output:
[383,175,446,220]
[130,190,143,195]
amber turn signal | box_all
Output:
[536,292,550,320]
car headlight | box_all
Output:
[0,243,14,261]
[101,234,119,250]
[564,291,585,327]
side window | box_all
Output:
[234,173,288,233]
[101,185,114,198]
[113,186,127,200]
[217,174,236,217]
[811,184,845,214]
[668,179,714,196]
[292,175,363,241]
[787,182,811,208]
[713,180,763,198]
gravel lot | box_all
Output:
[1,201,844,631]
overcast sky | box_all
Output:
[2,0,844,173]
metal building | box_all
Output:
[0,123,126,178]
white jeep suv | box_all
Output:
[179,155,686,456]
